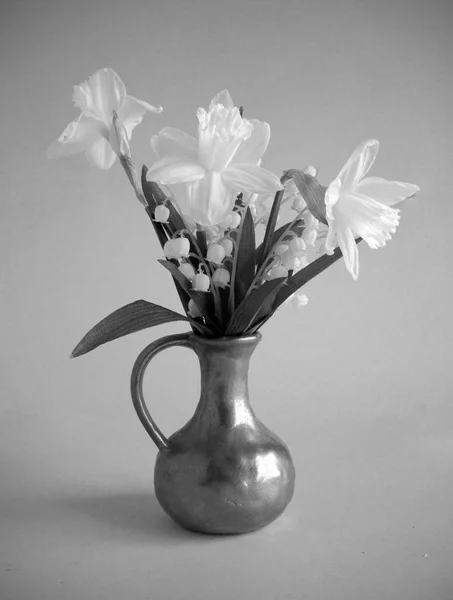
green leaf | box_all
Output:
[71,300,194,358]
[142,166,187,236]
[158,259,191,291]
[257,189,284,267]
[225,278,286,335]
[233,207,256,304]
[190,291,223,334]
[256,218,304,263]
[141,166,159,209]
[273,239,362,309]
[158,260,222,334]
[282,170,328,225]
[196,229,208,258]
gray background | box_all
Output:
[1,0,452,598]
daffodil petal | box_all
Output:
[151,127,198,161]
[355,177,420,206]
[188,172,235,226]
[336,222,359,280]
[118,95,162,138]
[85,136,117,169]
[338,139,379,189]
[222,163,282,194]
[47,114,104,159]
[325,178,342,220]
[146,158,205,184]
[85,68,126,124]
[209,89,234,109]
[232,120,270,165]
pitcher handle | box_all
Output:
[130,332,193,451]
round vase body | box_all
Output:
[131,334,295,535]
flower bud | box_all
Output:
[228,211,241,229]
[178,262,196,281]
[303,165,317,178]
[291,196,305,212]
[188,299,202,318]
[298,256,309,270]
[268,265,288,280]
[192,272,210,292]
[288,237,307,256]
[212,268,230,287]
[302,228,318,246]
[280,251,301,271]
[273,243,289,256]
[285,292,309,308]
[219,238,233,256]
[173,237,190,258]
[163,239,176,259]
[206,244,226,264]
[154,205,170,223]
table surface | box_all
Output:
[2,371,452,600]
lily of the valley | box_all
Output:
[146,90,282,226]
[48,68,162,169]
[325,139,419,280]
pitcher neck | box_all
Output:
[191,334,261,428]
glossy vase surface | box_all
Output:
[131,332,295,535]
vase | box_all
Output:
[130,332,295,535]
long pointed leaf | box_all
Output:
[234,207,256,303]
[225,278,286,335]
[71,300,195,358]
[257,189,284,267]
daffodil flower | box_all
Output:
[48,68,162,169]
[146,90,282,226]
[324,139,419,280]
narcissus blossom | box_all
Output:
[325,139,419,280]
[48,68,162,169]
[147,90,282,226]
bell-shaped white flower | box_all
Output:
[325,139,419,280]
[147,90,282,226]
[48,68,162,169]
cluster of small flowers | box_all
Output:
[156,202,246,317]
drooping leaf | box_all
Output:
[257,189,284,267]
[232,207,256,304]
[282,170,328,225]
[225,278,286,336]
[273,239,362,309]
[71,300,197,358]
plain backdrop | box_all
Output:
[1,0,452,599]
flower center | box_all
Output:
[197,104,253,172]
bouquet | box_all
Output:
[48,68,419,356]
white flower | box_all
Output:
[48,68,162,169]
[146,90,282,226]
[325,139,419,280]
[287,292,309,309]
